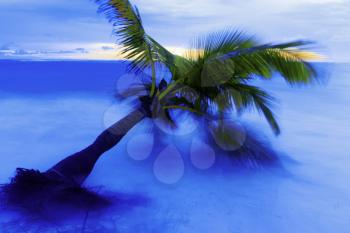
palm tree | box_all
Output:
[2,0,319,207]
[46,0,320,183]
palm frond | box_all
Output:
[227,83,280,134]
[259,47,318,84]
[186,29,256,61]
[95,0,177,95]
[96,0,149,69]
[173,81,281,134]
[183,30,274,87]
[212,39,318,84]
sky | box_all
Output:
[0,0,349,62]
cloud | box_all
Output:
[0,43,17,50]
[0,0,349,61]
[132,0,344,17]
[0,45,93,59]
[0,48,36,56]
[101,46,115,51]
[74,48,88,54]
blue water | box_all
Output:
[0,60,349,232]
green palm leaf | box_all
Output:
[228,83,280,134]
[211,38,318,84]
[96,0,176,95]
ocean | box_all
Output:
[0,60,349,232]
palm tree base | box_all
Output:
[0,168,111,216]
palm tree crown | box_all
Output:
[96,0,320,135]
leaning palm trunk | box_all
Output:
[1,109,146,212]
[45,109,145,185]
